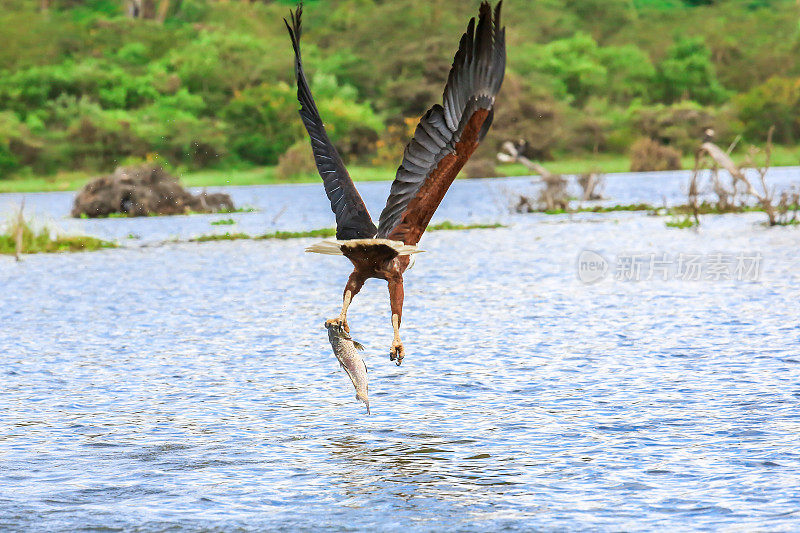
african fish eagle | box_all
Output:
[284,1,506,365]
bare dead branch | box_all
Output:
[498,141,554,180]
[698,141,745,182]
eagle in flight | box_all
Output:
[285,1,506,365]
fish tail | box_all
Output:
[357,393,370,415]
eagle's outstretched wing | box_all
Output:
[285,5,377,240]
[375,1,506,245]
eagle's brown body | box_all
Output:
[286,1,505,366]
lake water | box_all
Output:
[1,169,799,531]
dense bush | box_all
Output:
[630,138,683,172]
[632,101,719,153]
[275,141,317,181]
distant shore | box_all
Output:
[1,147,798,194]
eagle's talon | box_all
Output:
[325,317,349,335]
[390,342,405,366]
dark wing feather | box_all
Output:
[376,1,506,245]
[284,5,376,240]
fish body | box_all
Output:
[325,322,370,414]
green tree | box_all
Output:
[598,45,655,103]
[537,33,608,105]
[656,37,729,105]
[513,34,655,106]
[161,31,273,111]
[0,112,24,176]
[221,82,300,165]
[222,75,383,165]
[735,76,800,143]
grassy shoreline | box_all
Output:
[2,147,797,194]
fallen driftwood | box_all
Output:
[72,164,235,218]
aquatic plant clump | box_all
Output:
[538,203,656,215]
[426,221,505,231]
[666,215,697,229]
[0,217,116,255]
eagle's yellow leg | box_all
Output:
[388,276,405,365]
[390,314,405,366]
[326,272,364,334]
[325,290,353,333]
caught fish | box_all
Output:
[325,322,370,414]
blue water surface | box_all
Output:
[1,170,799,531]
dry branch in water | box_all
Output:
[497,141,555,179]
[497,140,604,212]
[742,126,778,225]
[498,140,566,211]
[537,174,570,211]
[578,173,605,202]
[689,126,794,227]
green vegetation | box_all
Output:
[190,228,337,242]
[1,0,799,189]
[254,228,337,240]
[541,203,657,215]
[191,232,251,242]
[426,221,505,231]
[669,201,792,215]
[190,222,505,243]
[534,200,800,219]
[0,216,116,254]
[210,218,236,225]
[666,215,697,229]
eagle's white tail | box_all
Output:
[305,238,423,256]
[304,239,346,255]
